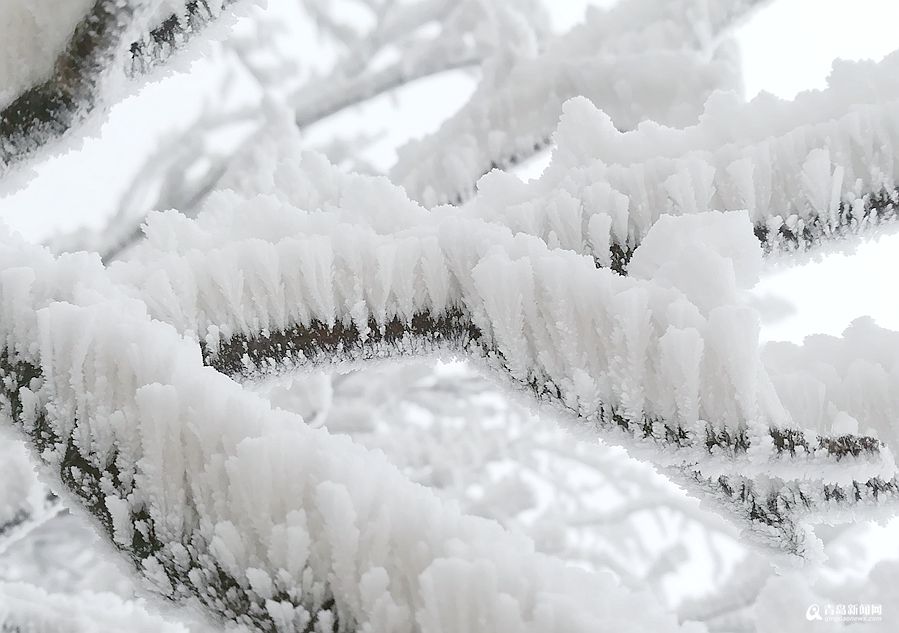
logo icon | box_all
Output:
[806,604,823,621]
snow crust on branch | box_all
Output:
[0,229,700,633]
[0,0,239,108]
[390,0,753,206]
[460,52,899,267]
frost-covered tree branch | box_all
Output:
[102,140,898,556]
[457,50,899,274]
[0,0,137,170]
[0,0,242,174]
[3,0,899,630]
[0,229,704,632]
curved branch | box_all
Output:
[199,308,898,555]
[117,153,895,482]
[457,56,899,274]
[0,233,700,632]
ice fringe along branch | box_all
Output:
[1,188,896,633]
[458,50,899,272]
[103,148,898,556]
[0,231,702,633]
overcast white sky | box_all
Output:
[1,0,898,344]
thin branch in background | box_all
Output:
[128,0,242,75]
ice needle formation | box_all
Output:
[2,0,899,631]
[2,101,899,627]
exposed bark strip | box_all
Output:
[199,308,895,551]
[697,470,899,553]
[202,309,882,462]
[754,187,899,254]
[604,186,899,275]
[129,0,241,75]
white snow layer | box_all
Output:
[0,228,701,632]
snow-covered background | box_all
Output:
[2,0,899,631]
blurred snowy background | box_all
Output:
[2,0,899,631]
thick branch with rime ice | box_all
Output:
[100,157,898,556]
[196,309,899,556]
[0,232,698,633]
